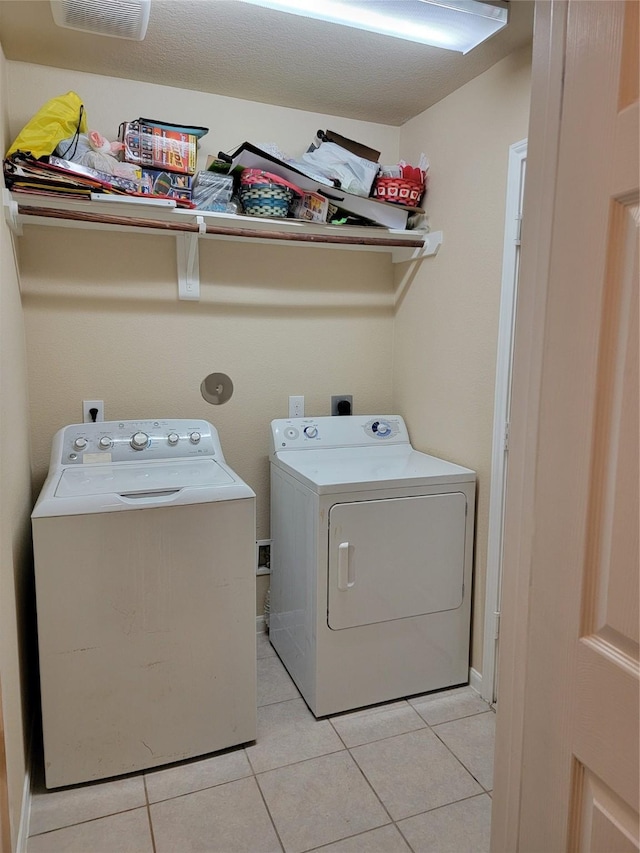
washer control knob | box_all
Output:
[73,437,87,450]
[304,426,318,438]
[98,436,112,449]
[375,421,391,436]
[167,432,179,446]
[189,431,201,444]
[130,431,149,450]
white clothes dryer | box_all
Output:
[32,419,256,788]
[269,415,476,717]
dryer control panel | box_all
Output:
[53,419,223,465]
[271,415,409,451]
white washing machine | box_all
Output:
[32,419,256,788]
[269,415,476,717]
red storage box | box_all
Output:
[373,177,424,207]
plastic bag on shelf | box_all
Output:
[192,170,235,209]
[6,91,87,159]
[297,140,379,197]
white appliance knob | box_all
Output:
[73,437,88,450]
[189,431,201,444]
[304,426,318,438]
[167,432,179,446]
[130,431,149,450]
[98,436,112,449]
[376,422,391,436]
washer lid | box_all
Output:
[272,445,475,493]
[54,459,235,497]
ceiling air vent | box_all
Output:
[50,0,150,40]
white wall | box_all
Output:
[396,45,532,672]
[8,62,400,619]
[0,47,33,852]
[7,62,401,170]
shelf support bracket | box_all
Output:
[177,216,206,300]
[391,229,443,264]
[3,188,22,236]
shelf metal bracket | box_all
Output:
[177,216,206,301]
[391,229,443,264]
[3,188,22,236]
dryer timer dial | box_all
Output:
[130,431,149,450]
[373,421,391,436]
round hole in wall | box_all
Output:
[201,372,234,405]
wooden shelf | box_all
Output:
[4,190,443,300]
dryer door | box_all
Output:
[327,493,467,630]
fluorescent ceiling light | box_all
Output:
[235,0,508,54]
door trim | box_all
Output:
[490,1,567,849]
[482,137,527,704]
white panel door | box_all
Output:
[492,1,639,850]
[327,493,466,630]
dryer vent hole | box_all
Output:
[201,373,233,405]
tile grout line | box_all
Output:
[142,775,158,853]
[392,790,493,853]
[253,714,395,853]
[142,772,255,808]
[344,731,483,831]
[394,789,494,825]
[411,706,493,727]
[252,769,286,853]
[329,706,494,844]
[256,696,306,712]
[428,713,494,792]
[330,719,397,832]
[27,804,149,839]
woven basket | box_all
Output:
[239,169,302,218]
[373,177,423,207]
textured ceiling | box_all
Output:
[0,0,534,126]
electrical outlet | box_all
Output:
[83,400,104,423]
[331,395,353,416]
[256,540,271,575]
[288,395,304,418]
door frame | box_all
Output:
[482,137,527,704]
[490,0,568,848]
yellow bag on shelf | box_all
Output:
[5,91,87,159]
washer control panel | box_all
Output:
[271,415,409,451]
[57,419,220,465]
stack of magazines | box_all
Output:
[4,152,195,208]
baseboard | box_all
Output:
[469,667,482,696]
[16,765,30,853]
[256,615,266,634]
[16,718,33,853]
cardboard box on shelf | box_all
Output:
[119,120,201,175]
[227,142,411,230]
[293,192,329,222]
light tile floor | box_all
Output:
[27,633,495,853]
